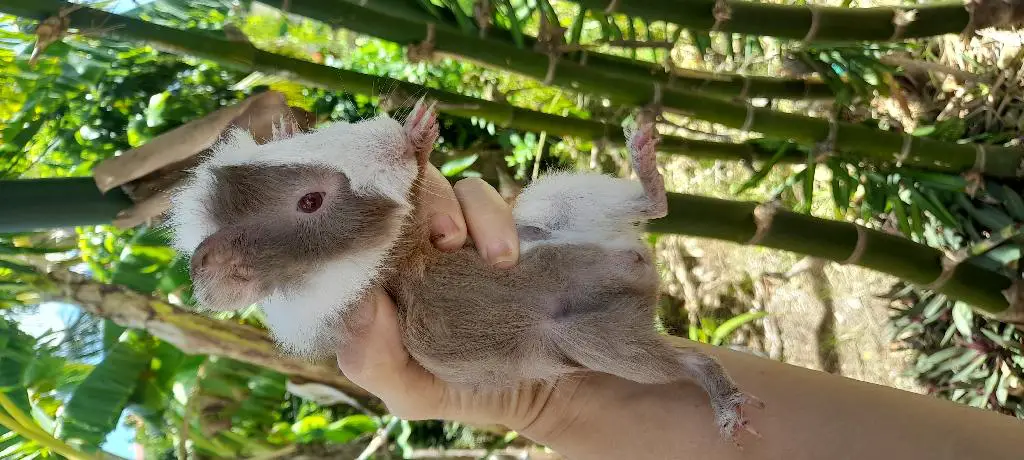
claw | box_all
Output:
[716,390,765,448]
[403,97,439,164]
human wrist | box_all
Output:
[507,375,593,451]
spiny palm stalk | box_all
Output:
[567,0,979,43]
[251,0,1024,178]
[1,177,1014,315]
[1,1,1018,316]
[0,1,810,171]
[322,0,836,99]
[7,0,1023,178]
[650,194,1012,315]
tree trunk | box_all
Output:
[31,266,382,409]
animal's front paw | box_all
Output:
[713,389,765,448]
[404,97,439,165]
[627,121,667,218]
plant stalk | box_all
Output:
[251,0,1024,178]
[5,0,1018,177]
[650,193,1012,314]
[569,0,972,43]
[328,0,835,99]
[0,1,809,173]
[0,178,133,232]
[0,396,97,460]
[29,266,383,410]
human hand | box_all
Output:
[335,164,553,428]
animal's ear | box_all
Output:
[220,126,259,150]
[203,127,260,167]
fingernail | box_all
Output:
[487,241,515,269]
[430,214,460,249]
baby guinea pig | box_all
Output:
[167,99,763,444]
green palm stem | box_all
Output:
[0,178,133,232]
[569,0,973,43]
[0,2,807,188]
[649,193,1012,315]
[2,176,1013,315]
[7,0,1019,177]
[324,0,836,99]
[247,0,1024,178]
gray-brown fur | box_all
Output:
[191,164,399,310]
[377,120,762,443]
[180,102,762,444]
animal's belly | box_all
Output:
[398,242,660,387]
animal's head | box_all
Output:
[167,99,438,356]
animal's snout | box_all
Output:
[190,228,258,283]
[189,230,262,311]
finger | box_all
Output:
[336,287,448,419]
[453,177,519,269]
[417,164,467,251]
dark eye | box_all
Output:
[298,192,325,213]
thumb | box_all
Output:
[336,287,448,419]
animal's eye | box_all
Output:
[297,192,325,213]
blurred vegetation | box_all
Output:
[0,0,1023,458]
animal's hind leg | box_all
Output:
[557,333,764,445]
[512,120,667,237]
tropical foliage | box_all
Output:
[1,0,1023,458]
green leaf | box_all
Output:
[999,185,1024,221]
[951,302,974,340]
[921,293,949,319]
[827,160,851,213]
[801,155,815,214]
[918,347,960,372]
[911,188,960,230]
[890,194,912,237]
[568,7,586,45]
[951,353,987,382]
[440,0,477,33]
[323,415,378,444]
[909,198,925,240]
[711,311,768,346]
[60,337,152,448]
[733,144,791,195]
[496,0,525,48]
[439,154,479,177]
[145,91,170,128]
[983,368,1000,399]
[895,169,966,192]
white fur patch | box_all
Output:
[514,171,649,253]
[165,113,420,355]
[262,244,390,356]
[167,114,417,256]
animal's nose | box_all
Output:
[190,234,241,277]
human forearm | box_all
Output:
[518,337,1024,460]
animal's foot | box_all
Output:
[404,97,439,165]
[713,389,765,448]
[626,121,667,219]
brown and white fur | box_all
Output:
[167,99,763,444]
